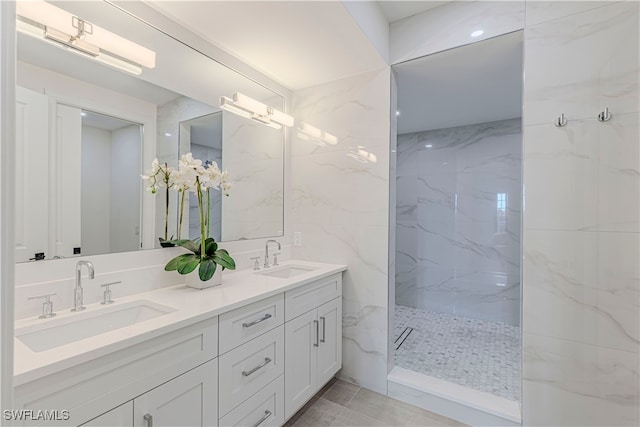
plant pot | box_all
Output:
[185,266,222,289]
[159,238,175,248]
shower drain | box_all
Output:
[395,326,414,350]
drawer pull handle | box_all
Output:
[243,313,272,328]
[320,316,326,343]
[243,357,272,376]
[252,410,272,427]
[314,320,319,347]
[144,414,153,427]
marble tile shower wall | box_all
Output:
[521,2,639,426]
[292,68,391,394]
[396,119,521,326]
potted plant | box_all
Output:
[164,153,235,288]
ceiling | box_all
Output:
[148,1,456,91]
[148,1,387,91]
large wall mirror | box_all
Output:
[14,1,285,263]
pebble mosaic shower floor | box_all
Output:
[394,305,521,402]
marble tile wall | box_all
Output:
[292,67,391,394]
[396,119,522,326]
[221,109,284,241]
[521,2,639,426]
[389,1,524,65]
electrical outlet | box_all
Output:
[294,232,302,247]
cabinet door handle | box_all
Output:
[252,410,272,427]
[313,319,319,347]
[320,316,326,343]
[243,313,272,328]
[242,357,272,376]
[143,413,153,427]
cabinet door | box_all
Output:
[317,298,342,386]
[134,360,218,427]
[284,310,318,419]
[80,401,133,426]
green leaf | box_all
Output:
[198,258,217,281]
[165,253,194,271]
[205,238,218,255]
[176,254,200,275]
[213,249,236,270]
[173,239,200,254]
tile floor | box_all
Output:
[284,378,466,427]
[394,305,521,401]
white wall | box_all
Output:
[81,126,112,255]
[292,67,391,393]
[110,125,142,253]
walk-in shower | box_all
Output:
[390,32,523,425]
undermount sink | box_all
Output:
[256,265,316,279]
[16,300,176,352]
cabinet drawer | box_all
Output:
[219,375,284,427]
[219,294,284,354]
[219,325,284,416]
[285,274,341,321]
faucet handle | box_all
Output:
[100,281,121,305]
[273,253,281,266]
[28,293,56,319]
[250,257,261,271]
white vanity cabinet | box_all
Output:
[284,275,342,420]
[14,266,345,427]
[13,317,218,427]
[81,360,217,427]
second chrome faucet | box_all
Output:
[264,239,281,269]
[73,260,95,311]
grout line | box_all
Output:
[342,383,361,409]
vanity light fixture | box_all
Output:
[297,122,338,146]
[16,1,156,75]
[219,92,294,129]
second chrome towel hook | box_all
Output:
[598,107,612,122]
[554,113,568,127]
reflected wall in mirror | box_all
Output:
[81,110,143,256]
[15,0,285,262]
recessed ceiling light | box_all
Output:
[396,111,400,116]
[425,144,433,148]
[471,30,484,37]
[80,112,87,117]
[164,133,172,137]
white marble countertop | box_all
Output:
[13,260,346,386]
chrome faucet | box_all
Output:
[73,260,95,311]
[264,239,281,268]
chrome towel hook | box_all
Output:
[597,107,612,122]
[554,113,568,127]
